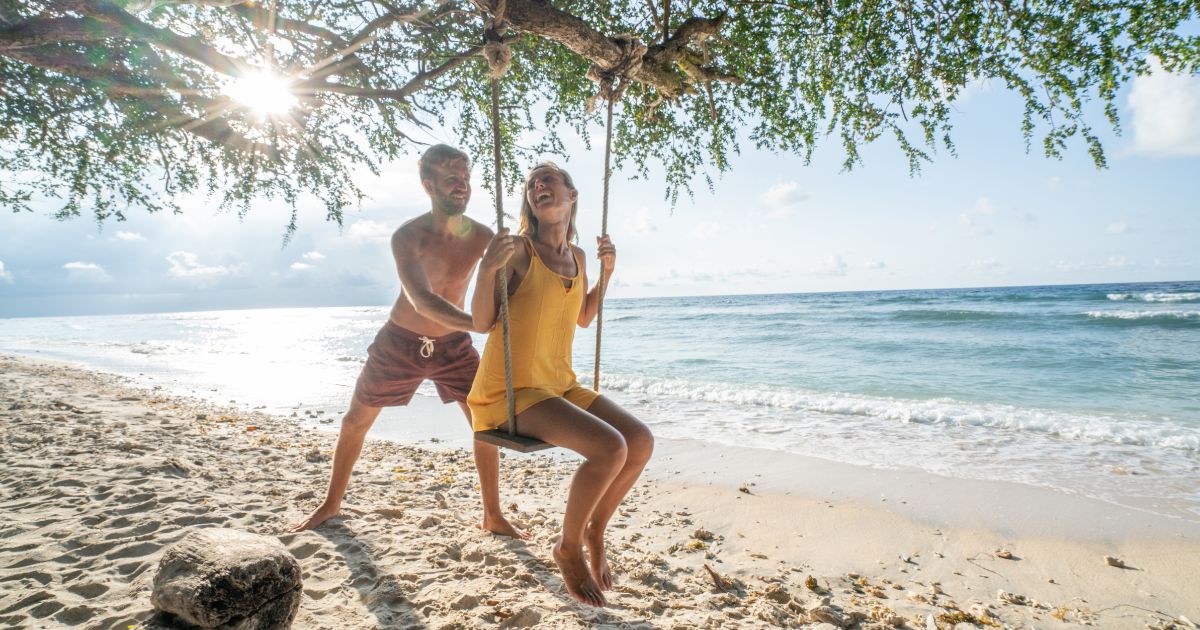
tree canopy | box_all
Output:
[2,0,1197,231]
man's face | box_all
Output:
[424,158,471,216]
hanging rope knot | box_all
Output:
[585,34,646,113]
[482,0,512,79]
[418,335,435,359]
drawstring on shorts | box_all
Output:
[418,336,435,359]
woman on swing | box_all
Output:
[468,161,654,608]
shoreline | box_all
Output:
[13,344,1199,532]
[2,353,1198,628]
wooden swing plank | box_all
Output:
[475,429,554,453]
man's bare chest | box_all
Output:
[416,240,481,283]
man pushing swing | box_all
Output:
[289,144,525,539]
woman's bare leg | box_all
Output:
[504,398,628,607]
[577,396,654,589]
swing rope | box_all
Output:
[588,35,643,393]
[481,16,643,444]
[490,78,518,437]
[592,90,615,392]
[483,7,519,438]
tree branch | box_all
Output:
[229,4,347,49]
[73,0,249,76]
[0,16,124,51]
[489,0,734,98]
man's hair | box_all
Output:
[519,161,578,243]
[418,144,470,182]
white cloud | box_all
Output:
[0,261,13,284]
[969,258,1002,270]
[166,251,239,279]
[826,254,848,276]
[973,197,998,215]
[345,219,393,243]
[864,259,887,270]
[355,166,427,211]
[290,262,314,271]
[1103,255,1137,269]
[1105,222,1129,234]
[302,250,326,260]
[1051,256,1137,271]
[959,197,996,236]
[760,180,807,217]
[623,207,657,235]
[115,231,146,241]
[1128,59,1200,156]
[63,261,111,282]
[1052,259,1085,271]
[690,221,720,239]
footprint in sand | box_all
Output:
[29,602,65,620]
[114,560,152,578]
[0,570,52,587]
[288,541,325,560]
[66,582,110,599]
[104,520,159,539]
[53,605,96,625]
[106,541,159,560]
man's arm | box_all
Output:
[392,229,475,332]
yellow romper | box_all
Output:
[468,237,600,431]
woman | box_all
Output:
[468,162,654,608]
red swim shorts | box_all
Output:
[353,322,479,407]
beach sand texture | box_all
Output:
[2,353,1198,629]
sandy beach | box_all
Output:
[2,352,1198,629]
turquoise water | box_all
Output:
[2,281,1198,519]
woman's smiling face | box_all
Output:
[525,166,577,221]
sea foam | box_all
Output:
[598,373,1200,452]
[1106,292,1200,303]
[1084,310,1200,321]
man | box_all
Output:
[289,144,525,538]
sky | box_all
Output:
[1,65,1199,318]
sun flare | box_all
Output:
[223,70,298,117]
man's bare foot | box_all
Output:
[584,522,613,590]
[552,541,606,607]
[481,514,530,539]
[287,505,341,533]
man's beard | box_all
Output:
[435,195,467,216]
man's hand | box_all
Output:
[597,235,616,275]
[482,228,517,273]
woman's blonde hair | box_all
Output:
[519,161,578,242]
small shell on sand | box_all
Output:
[997,589,1029,606]
[1103,555,1127,568]
[994,548,1014,559]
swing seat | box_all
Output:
[475,429,554,453]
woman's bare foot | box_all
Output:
[552,541,606,607]
[481,514,530,539]
[584,522,613,590]
[287,504,341,532]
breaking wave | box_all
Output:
[598,373,1200,452]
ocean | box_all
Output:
[2,281,1198,521]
